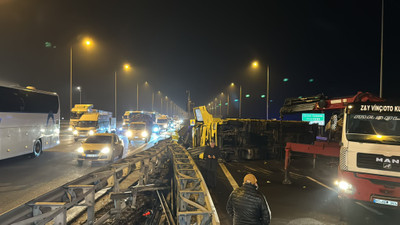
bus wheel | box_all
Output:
[32,140,42,158]
[77,160,83,167]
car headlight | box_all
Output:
[163,124,168,128]
[68,127,73,131]
[89,130,94,135]
[125,130,133,137]
[73,130,78,135]
[101,147,110,154]
[122,122,126,125]
[77,147,84,153]
[141,131,148,137]
[153,127,159,132]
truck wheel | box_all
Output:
[77,160,83,167]
[31,140,42,158]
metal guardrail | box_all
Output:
[169,143,220,225]
[0,140,170,225]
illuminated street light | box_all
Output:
[283,78,289,82]
[252,60,259,69]
[245,94,250,98]
[309,78,314,83]
[261,94,266,98]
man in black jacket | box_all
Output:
[203,139,219,188]
[226,174,271,225]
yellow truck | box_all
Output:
[191,106,316,160]
[73,110,114,141]
[69,104,94,131]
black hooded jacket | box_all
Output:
[226,183,271,225]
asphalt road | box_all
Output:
[0,129,163,215]
[203,158,400,225]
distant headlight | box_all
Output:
[122,122,126,125]
[125,130,133,137]
[141,131,148,137]
[118,127,123,131]
[153,127,160,132]
[89,130,95,135]
[73,130,78,135]
[77,147,84,153]
[68,127,73,131]
[101,147,110,154]
[163,124,168,128]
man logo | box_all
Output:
[383,163,392,170]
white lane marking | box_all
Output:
[219,163,239,189]
[355,202,384,216]
[306,176,337,193]
[244,165,273,175]
[289,171,337,193]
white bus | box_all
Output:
[0,85,60,160]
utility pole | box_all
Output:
[136,82,139,111]
[114,71,117,118]
[266,65,270,120]
[227,94,230,117]
[186,90,191,116]
[219,99,222,117]
[379,0,384,98]
[239,85,242,118]
[152,92,154,112]
[70,47,73,113]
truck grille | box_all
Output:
[357,153,400,172]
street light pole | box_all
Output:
[227,94,229,116]
[152,92,154,111]
[379,0,384,98]
[266,65,270,120]
[239,85,242,118]
[136,82,139,111]
[70,47,73,112]
[114,71,117,118]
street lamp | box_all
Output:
[76,86,82,104]
[115,63,131,118]
[70,36,94,113]
[251,60,270,120]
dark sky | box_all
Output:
[0,0,398,119]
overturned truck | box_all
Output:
[189,106,317,160]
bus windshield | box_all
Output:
[85,136,112,144]
[346,113,400,144]
[77,121,97,127]
[130,124,145,130]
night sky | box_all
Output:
[0,0,398,119]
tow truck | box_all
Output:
[280,92,400,218]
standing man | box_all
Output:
[204,139,219,189]
[226,174,271,225]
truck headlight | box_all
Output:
[335,180,354,194]
[125,130,133,137]
[73,130,78,135]
[89,130,94,136]
[68,127,73,131]
[101,147,110,154]
[77,147,84,153]
[163,124,168,128]
[141,131,148,137]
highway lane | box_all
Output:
[0,130,162,215]
[200,159,400,225]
